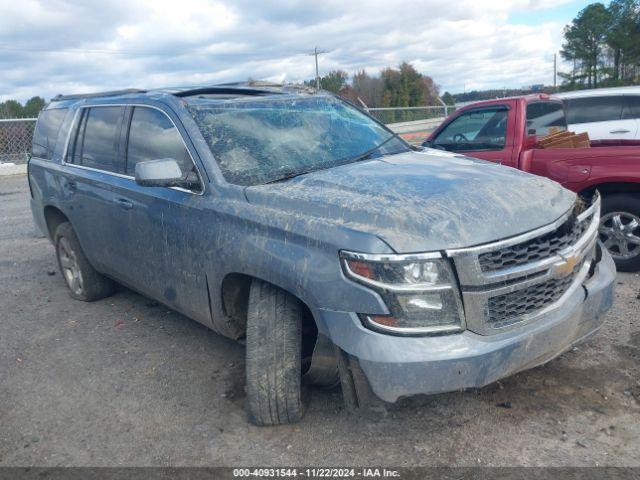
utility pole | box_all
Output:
[309,47,328,90]
[553,53,557,92]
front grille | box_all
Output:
[450,193,600,335]
[478,212,590,272]
[486,268,580,328]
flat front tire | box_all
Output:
[245,279,307,426]
[54,222,115,301]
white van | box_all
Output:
[557,86,640,140]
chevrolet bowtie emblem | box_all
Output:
[556,255,578,277]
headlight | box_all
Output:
[340,251,465,335]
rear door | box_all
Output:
[565,96,636,140]
[62,105,127,274]
[430,105,515,164]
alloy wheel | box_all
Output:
[57,236,84,295]
[599,211,640,260]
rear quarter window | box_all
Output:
[565,96,623,124]
[526,101,567,136]
[622,96,640,120]
[32,108,68,160]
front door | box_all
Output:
[106,105,211,324]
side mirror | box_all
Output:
[135,159,190,188]
[422,140,433,148]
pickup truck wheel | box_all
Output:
[245,279,307,426]
[599,194,640,272]
[54,222,116,301]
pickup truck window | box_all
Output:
[526,101,567,136]
[432,107,507,152]
[189,96,409,186]
[32,108,68,160]
[68,106,125,174]
[126,107,193,176]
[565,96,623,124]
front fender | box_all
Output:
[205,216,390,338]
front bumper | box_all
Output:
[316,249,616,403]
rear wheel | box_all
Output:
[599,193,640,272]
[54,222,115,301]
[245,279,307,426]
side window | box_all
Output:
[433,108,507,152]
[126,107,195,179]
[32,108,68,160]
[72,107,125,173]
[68,109,87,165]
[622,96,640,120]
[565,96,623,124]
[526,101,567,136]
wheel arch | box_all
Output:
[220,272,318,357]
[579,181,640,198]
[43,205,70,240]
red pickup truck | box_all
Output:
[423,94,640,271]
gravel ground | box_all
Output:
[1,174,639,467]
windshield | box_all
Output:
[188,95,410,186]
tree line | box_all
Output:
[308,62,441,108]
[0,96,46,118]
[561,0,640,88]
[306,62,445,122]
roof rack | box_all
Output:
[51,88,147,102]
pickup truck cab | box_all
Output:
[424,93,640,271]
[29,85,615,425]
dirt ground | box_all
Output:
[1,174,639,467]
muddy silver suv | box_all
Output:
[29,84,615,425]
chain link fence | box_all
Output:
[0,118,37,164]
[365,105,451,125]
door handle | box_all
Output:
[609,129,630,134]
[115,198,133,210]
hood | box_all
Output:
[244,150,576,252]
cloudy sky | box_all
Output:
[0,0,593,102]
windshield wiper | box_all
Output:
[265,133,401,185]
[342,133,400,165]
[265,169,316,184]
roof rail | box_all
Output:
[216,80,285,88]
[172,86,280,98]
[51,88,147,102]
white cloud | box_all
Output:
[0,0,575,101]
